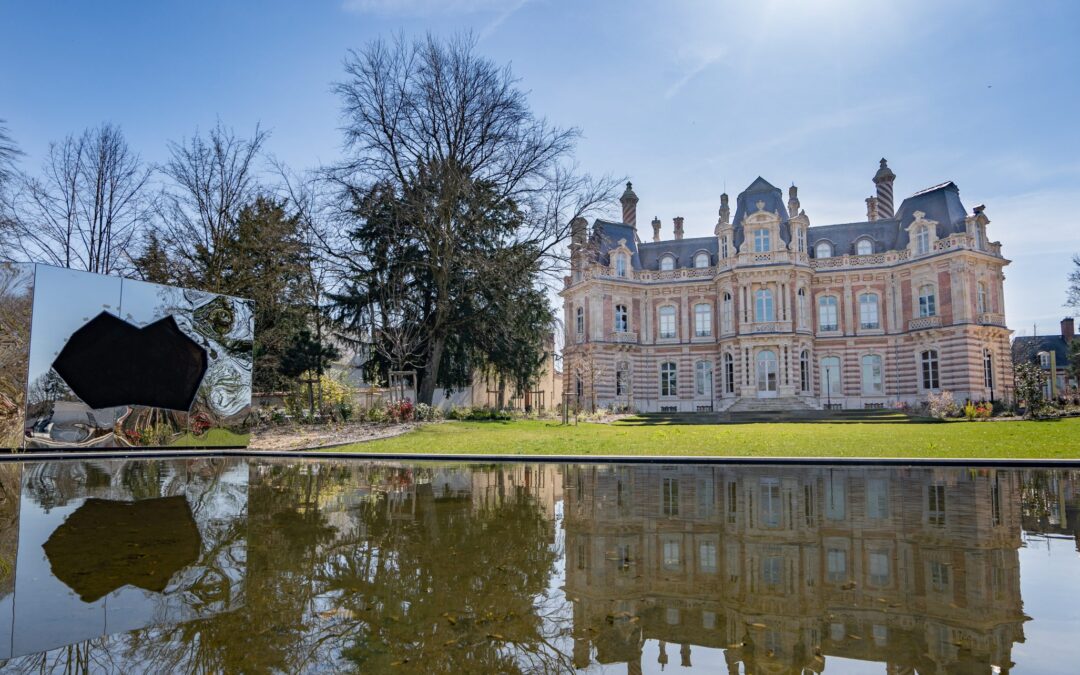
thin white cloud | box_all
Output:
[477,0,530,40]
[341,0,519,16]
[664,53,723,99]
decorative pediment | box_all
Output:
[905,210,939,231]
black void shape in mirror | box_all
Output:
[51,312,208,411]
[42,496,202,603]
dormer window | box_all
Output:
[694,252,710,268]
[720,236,729,258]
[753,228,771,253]
[816,242,833,259]
[915,226,930,255]
[615,255,627,278]
[660,255,675,271]
[856,238,873,256]
[796,228,806,253]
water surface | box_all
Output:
[1,458,1079,673]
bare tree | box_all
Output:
[157,122,268,291]
[330,33,618,404]
[1,123,150,274]
[0,119,20,188]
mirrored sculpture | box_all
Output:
[0,263,253,450]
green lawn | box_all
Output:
[328,417,1080,459]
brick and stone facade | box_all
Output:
[561,161,1012,412]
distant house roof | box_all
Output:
[1013,335,1071,369]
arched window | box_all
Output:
[818,295,839,332]
[694,303,712,337]
[915,226,930,255]
[918,284,936,317]
[659,305,676,339]
[720,236,729,258]
[721,293,733,333]
[856,238,873,256]
[861,354,884,395]
[660,362,678,397]
[821,356,841,399]
[799,350,810,391]
[859,293,879,330]
[616,361,630,397]
[797,287,808,326]
[575,306,584,335]
[983,349,994,390]
[695,360,713,397]
[724,353,735,394]
[575,375,583,398]
[615,255,627,278]
[796,228,806,252]
[694,252,710,268]
[816,241,833,259]
[977,282,988,314]
[614,304,628,332]
[660,255,675,271]
[921,349,940,390]
[753,228,771,253]
[755,289,775,322]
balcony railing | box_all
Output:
[978,312,1006,326]
[746,320,792,334]
[909,316,942,331]
[608,331,639,344]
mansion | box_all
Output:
[561,160,1012,412]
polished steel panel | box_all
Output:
[0,263,34,449]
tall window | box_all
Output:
[722,293,733,332]
[977,282,988,314]
[660,362,678,396]
[720,236,729,258]
[827,549,847,583]
[575,306,584,335]
[797,228,806,252]
[724,353,735,394]
[915,225,930,254]
[575,376,583,398]
[614,304,628,332]
[861,354,884,395]
[797,288,807,326]
[867,478,889,519]
[859,293,879,329]
[615,255,627,278]
[825,473,845,520]
[927,484,946,526]
[918,284,936,317]
[663,539,680,568]
[694,303,712,337]
[761,478,781,527]
[856,238,873,256]
[695,360,713,397]
[984,349,994,389]
[821,356,841,400]
[662,477,679,516]
[869,551,890,586]
[800,350,810,391]
[694,252,710,268]
[921,350,940,390]
[659,306,676,339]
[816,241,832,259]
[818,296,838,331]
[699,542,718,573]
[755,289,775,322]
[753,228,771,252]
[616,363,629,397]
[660,255,675,271]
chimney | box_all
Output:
[651,216,661,242]
[673,216,685,240]
[873,158,896,219]
[620,181,639,227]
[1063,317,1075,343]
[788,184,800,216]
[718,193,730,225]
[570,216,587,245]
[865,196,879,221]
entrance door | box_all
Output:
[756,350,778,398]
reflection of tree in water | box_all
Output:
[25,369,68,409]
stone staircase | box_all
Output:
[615,403,936,426]
[725,396,817,413]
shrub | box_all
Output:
[1014,362,1047,418]
[364,405,388,424]
[387,399,415,423]
[963,401,992,421]
[927,390,960,419]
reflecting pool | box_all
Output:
[2,458,1080,673]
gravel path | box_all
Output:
[248,421,423,451]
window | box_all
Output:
[660,362,678,397]
[867,478,889,519]
[755,289,775,322]
[662,477,679,516]
[697,477,715,517]
[818,296,838,331]
[659,306,676,339]
[921,350,940,390]
[859,293,879,329]
[754,228,771,252]
[721,293,733,332]
[861,354,884,395]
[929,560,950,591]
[869,551,890,586]
[763,556,782,585]
[827,548,847,583]
[761,478,781,527]
[663,539,680,568]
[816,241,832,259]
[694,303,712,337]
[575,306,584,335]
[915,225,930,255]
[575,376,583,398]
[797,227,806,252]
[825,472,845,520]
[821,356,841,401]
[1039,351,1050,368]
[616,364,629,397]
[724,353,735,394]
[984,349,994,389]
[918,284,936,317]
[660,255,675,271]
[856,238,873,256]
[797,287,808,326]
[977,282,988,314]
[615,255,627,278]
[695,360,713,397]
[699,541,718,573]
[694,252,710,268]
[614,304,628,332]
[800,350,810,391]
[720,236,729,258]
[726,481,738,525]
[617,543,631,570]
[927,484,946,526]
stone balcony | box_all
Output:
[608,331,639,344]
[909,315,942,331]
[744,320,793,334]
[978,312,1006,326]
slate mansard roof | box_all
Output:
[589,177,975,270]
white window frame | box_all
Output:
[721,293,733,333]
[918,284,937,318]
[921,349,940,390]
[816,241,832,259]
[575,306,584,335]
[615,254,627,278]
[660,255,675,271]
[859,293,879,330]
[659,305,676,339]
[660,361,678,397]
[614,304,628,333]
[755,289,775,322]
[695,360,712,397]
[915,225,930,255]
[818,295,839,332]
[694,252,710,268]
[753,228,771,253]
[861,354,884,395]
[724,352,735,394]
[694,303,712,337]
[977,282,988,314]
[856,238,873,256]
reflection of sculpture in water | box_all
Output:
[563,465,1027,674]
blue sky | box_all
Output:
[3,0,1078,335]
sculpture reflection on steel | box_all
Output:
[0,262,253,450]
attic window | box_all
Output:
[694,252,710,268]
[615,255,627,277]
[660,255,675,271]
[856,239,873,256]
[815,242,833,259]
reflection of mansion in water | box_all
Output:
[563,465,1026,674]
